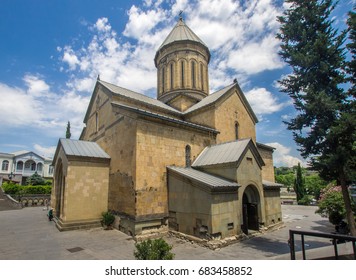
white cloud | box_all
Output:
[94,18,112,33]
[62,46,80,70]
[123,6,165,40]
[57,0,285,95]
[23,75,50,96]
[245,87,285,115]
[33,144,56,159]
[0,83,40,126]
[227,35,284,75]
[266,142,306,167]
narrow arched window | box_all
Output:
[95,112,99,132]
[170,63,174,89]
[235,122,239,140]
[162,67,165,92]
[2,160,9,171]
[185,145,191,167]
[191,61,196,88]
[181,61,185,87]
[200,64,204,90]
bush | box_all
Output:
[316,185,356,225]
[134,238,174,260]
[2,182,22,194]
[2,182,51,195]
[26,172,46,186]
[298,195,313,205]
[101,211,115,227]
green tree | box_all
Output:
[26,172,45,186]
[66,121,71,139]
[134,238,174,260]
[305,174,329,199]
[294,163,305,202]
[277,0,356,235]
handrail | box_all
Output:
[289,229,356,260]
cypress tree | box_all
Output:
[66,121,71,139]
[294,163,305,202]
[277,0,356,235]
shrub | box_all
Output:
[2,182,51,195]
[2,182,22,194]
[134,238,174,260]
[26,172,45,186]
[316,185,356,225]
[101,211,115,227]
[298,195,313,205]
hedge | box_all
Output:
[2,182,52,195]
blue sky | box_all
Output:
[0,0,352,166]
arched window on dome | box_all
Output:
[191,61,196,88]
[200,63,204,90]
[170,63,174,89]
[162,67,165,92]
[181,61,185,88]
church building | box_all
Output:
[51,17,282,238]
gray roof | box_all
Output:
[167,166,239,191]
[158,18,208,51]
[112,103,219,134]
[192,139,251,167]
[263,180,284,188]
[192,138,264,168]
[59,139,110,159]
[184,83,235,114]
[99,80,181,115]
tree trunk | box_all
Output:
[339,171,356,236]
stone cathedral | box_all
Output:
[51,17,282,239]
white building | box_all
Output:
[0,150,53,185]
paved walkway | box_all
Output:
[0,204,338,260]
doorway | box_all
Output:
[242,186,260,235]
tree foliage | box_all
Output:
[294,162,305,201]
[134,238,174,260]
[277,0,356,235]
[66,121,71,139]
[26,172,46,186]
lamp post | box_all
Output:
[8,171,13,181]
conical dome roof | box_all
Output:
[158,17,208,51]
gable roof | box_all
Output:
[183,83,235,114]
[99,80,181,114]
[53,138,110,165]
[183,82,259,123]
[112,103,219,135]
[192,138,264,168]
[167,166,239,192]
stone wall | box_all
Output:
[168,171,239,238]
[263,188,282,227]
[135,118,215,220]
[214,90,256,144]
[257,145,275,182]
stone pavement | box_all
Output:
[0,204,339,260]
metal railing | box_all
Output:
[289,229,356,260]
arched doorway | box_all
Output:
[242,185,260,234]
